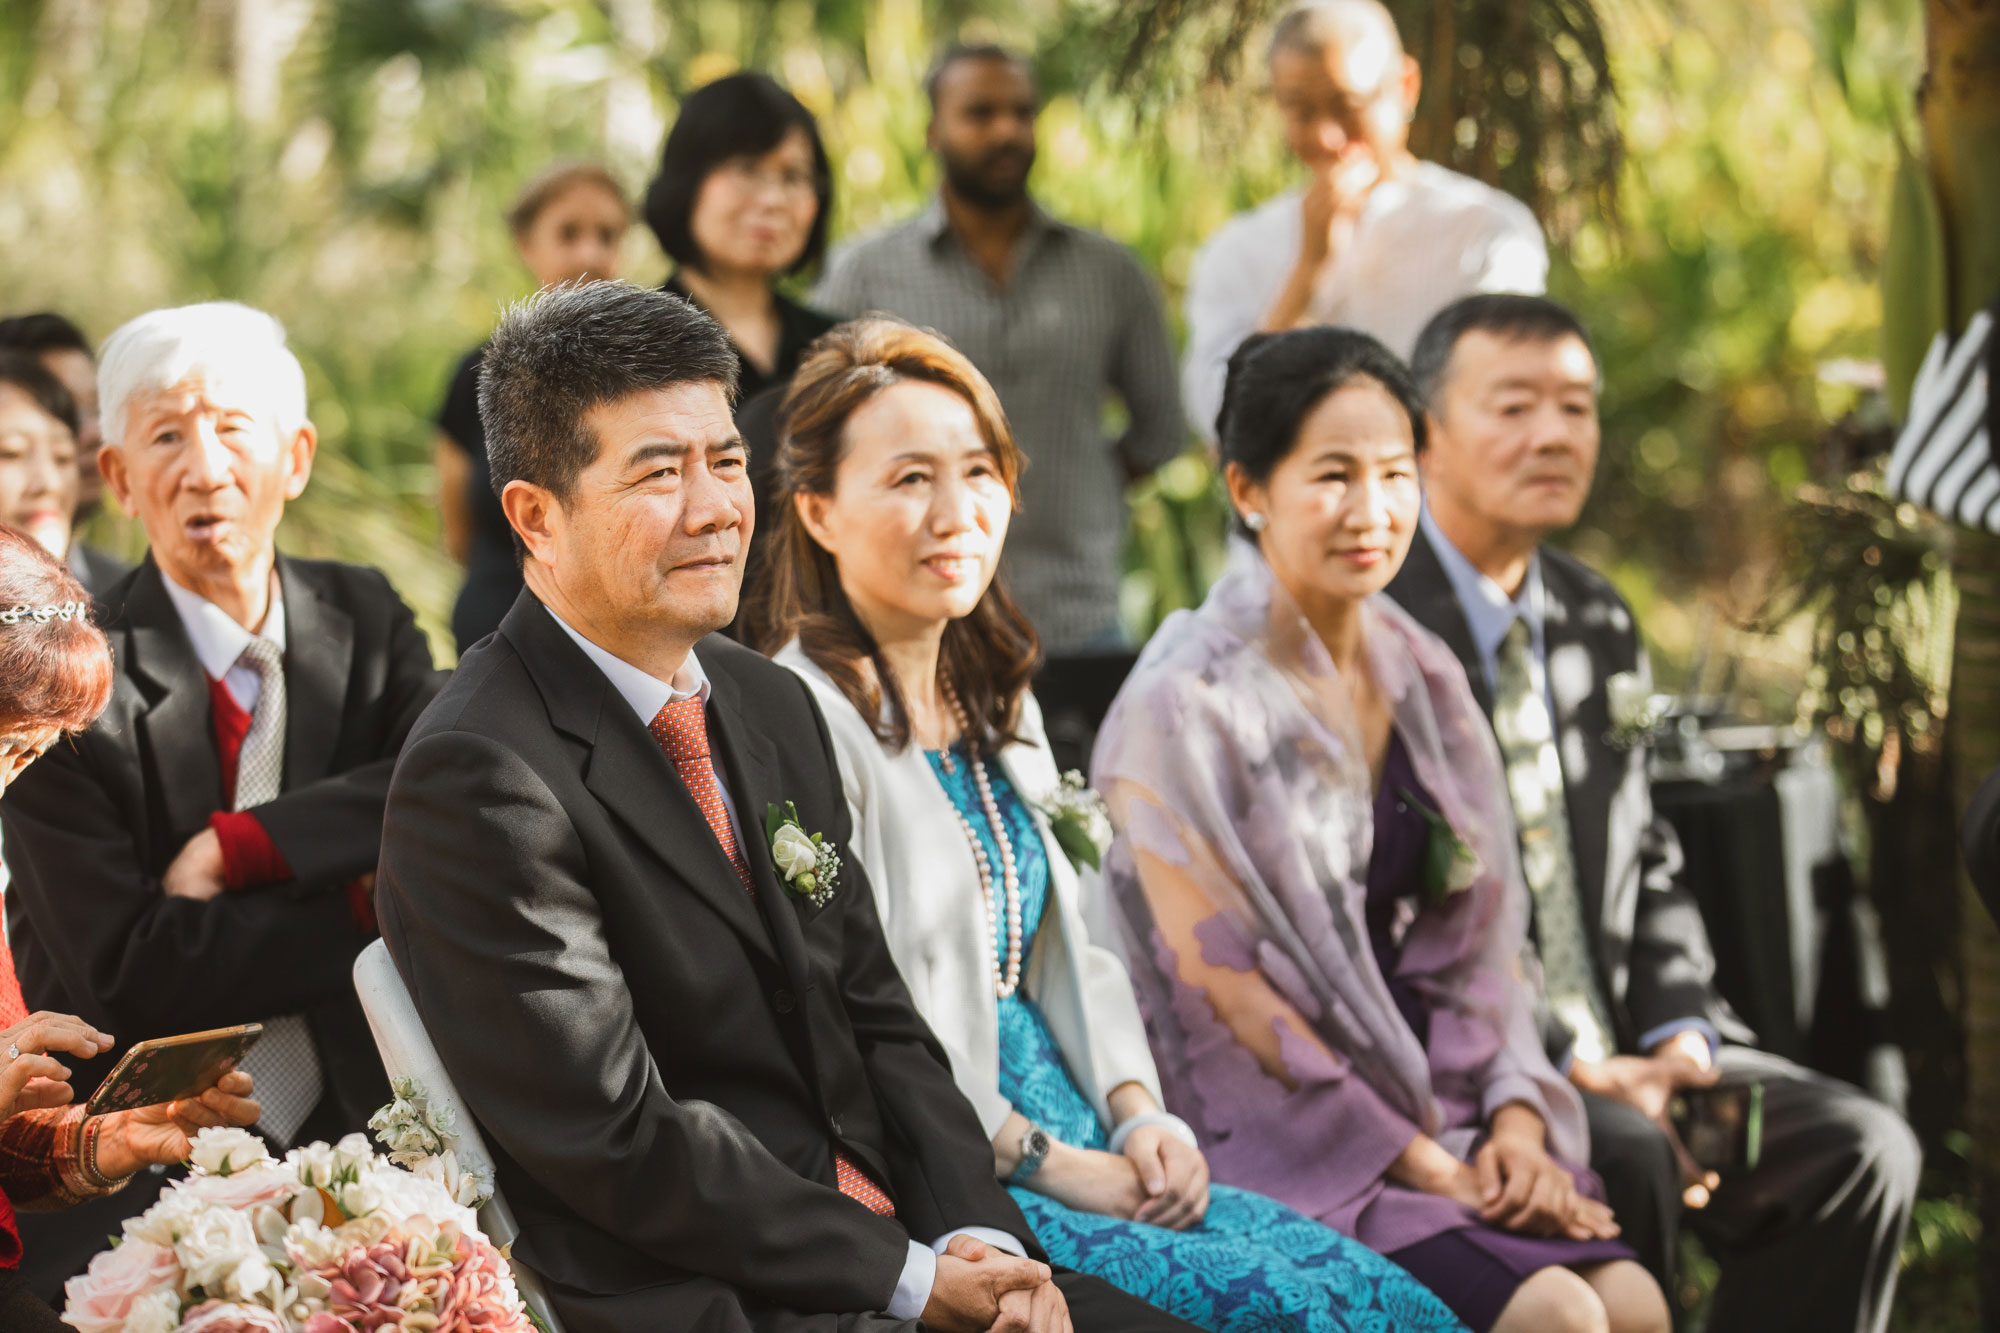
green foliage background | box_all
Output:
[0,0,1920,682]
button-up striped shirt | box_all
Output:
[815,199,1184,654]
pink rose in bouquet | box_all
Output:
[436,1233,529,1331]
[172,1302,292,1333]
[60,1239,180,1333]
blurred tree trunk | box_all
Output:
[1913,0,2000,1319]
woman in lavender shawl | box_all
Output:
[1095,328,1668,1333]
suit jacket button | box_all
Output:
[773,988,796,1014]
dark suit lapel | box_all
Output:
[1539,558,1613,930]
[1386,526,1494,715]
[276,558,353,786]
[502,596,779,965]
[703,651,816,982]
[120,563,226,841]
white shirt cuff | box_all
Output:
[887,1241,935,1321]
[887,1227,1032,1318]
[934,1226,1027,1259]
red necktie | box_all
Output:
[648,696,895,1218]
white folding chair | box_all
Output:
[352,939,564,1332]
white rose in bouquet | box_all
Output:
[771,822,819,879]
[189,1127,273,1178]
[174,1204,262,1292]
[122,1187,205,1247]
[123,1287,182,1333]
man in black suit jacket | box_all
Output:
[0,301,442,1299]
[1387,295,1919,1333]
[376,282,1195,1333]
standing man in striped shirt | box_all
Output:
[1181,0,1548,442]
[814,46,1183,657]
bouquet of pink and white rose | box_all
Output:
[62,1126,540,1333]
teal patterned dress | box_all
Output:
[924,742,1468,1333]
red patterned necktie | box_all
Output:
[647,695,896,1218]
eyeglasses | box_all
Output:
[716,158,819,199]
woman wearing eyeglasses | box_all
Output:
[645,72,839,629]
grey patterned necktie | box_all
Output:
[228,637,324,1146]
[1492,616,1617,1063]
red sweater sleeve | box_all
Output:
[204,674,375,933]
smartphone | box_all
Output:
[83,1024,263,1117]
[1669,1080,1764,1175]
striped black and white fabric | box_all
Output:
[1885,303,1996,531]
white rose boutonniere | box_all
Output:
[764,801,839,907]
[1036,771,1113,873]
[1605,671,1670,750]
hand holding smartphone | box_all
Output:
[84,1024,263,1117]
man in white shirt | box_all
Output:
[1181,0,1548,440]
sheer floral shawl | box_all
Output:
[1094,539,1586,1253]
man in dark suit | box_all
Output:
[0,301,441,1299]
[1386,294,1920,1333]
[375,282,1195,1333]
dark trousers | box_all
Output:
[0,1268,67,1332]
[551,1265,1202,1333]
[1587,1046,1920,1333]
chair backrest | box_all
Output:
[352,938,564,1331]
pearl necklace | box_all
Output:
[940,682,1023,999]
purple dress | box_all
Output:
[1368,732,1633,1331]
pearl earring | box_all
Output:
[1243,512,1268,533]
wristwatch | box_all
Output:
[1007,1122,1052,1185]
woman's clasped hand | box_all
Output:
[1470,1106,1622,1242]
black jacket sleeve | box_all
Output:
[0,736,369,1035]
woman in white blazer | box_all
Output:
[748,318,1466,1333]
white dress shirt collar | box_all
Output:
[544,607,709,726]
[1420,503,1547,695]
[160,567,287,716]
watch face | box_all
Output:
[1030,1129,1050,1155]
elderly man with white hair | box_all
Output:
[0,301,442,1302]
[1180,0,1548,440]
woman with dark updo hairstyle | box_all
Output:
[1094,327,1669,1333]
[0,524,260,1329]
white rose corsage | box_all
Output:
[1399,789,1483,906]
[1605,671,1670,751]
[1037,771,1113,873]
[764,801,839,907]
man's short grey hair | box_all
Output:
[479,281,740,553]
[1267,0,1405,66]
[98,302,308,448]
